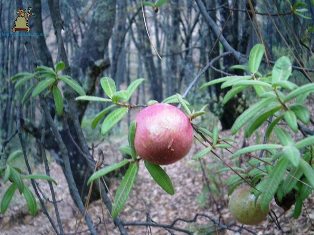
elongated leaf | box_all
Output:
[23,174,57,185]
[220,75,252,88]
[59,75,85,96]
[87,160,129,185]
[9,167,24,193]
[128,121,137,160]
[36,65,55,74]
[32,78,55,97]
[101,77,116,98]
[112,90,128,103]
[232,144,282,158]
[144,161,174,195]
[272,56,292,83]
[231,97,276,134]
[0,183,17,213]
[223,86,246,104]
[11,72,33,82]
[126,78,145,101]
[101,107,128,135]
[284,110,298,132]
[143,1,155,7]
[192,147,212,160]
[222,80,271,89]
[200,76,244,89]
[75,96,111,102]
[177,94,191,115]
[112,162,139,218]
[162,94,189,105]
[55,61,65,72]
[282,145,300,167]
[212,126,218,145]
[119,146,136,159]
[15,74,34,89]
[7,150,23,163]
[290,104,310,124]
[52,85,63,115]
[245,105,281,138]
[285,84,314,102]
[283,165,303,195]
[91,105,116,129]
[266,115,283,139]
[274,127,293,145]
[248,44,265,73]
[155,0,168,7]
[23,186,37,216]
[296,136,314,149]
[22,85,35,104]
[229,64,248,71]
[273,80,297,90]
[299,159,314,188]
[259,157,289,211]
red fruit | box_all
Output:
[134,103,193,165]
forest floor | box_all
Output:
[1,135,314,235]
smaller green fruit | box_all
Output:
[228,185,269,225]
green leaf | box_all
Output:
[143,1,155,7]
[32,78,55,97]
[266,115,283,139]
[119,146,136,159]
[87,160,130,185]
[147,100,158,105]
[91,105,116,129]
[155,0,168,7]
[101,107,128,135]
[22,85,35,104]
[177,94,191,115]
[3,165,11,183]
[162,94,190,105]
[52,85,63,115]
[284,110,298,132]
[272,56,292,83]
[258,157,289,211]
[36,65,55,74]
[229,64,248,71]
[231,97,276,134]
[7,150,23,163]
[245,105,281,138]
[11,72,33,82]
[232,144,282,158]
[220,75,252,88]
[0,183,17,213]
[284,84,314,102]
[274,127,293,145]
[200,76,244,89]
[295,136,314,149]
[9,167,24,193]
[100,77,116,98]
[223,86,246,104]
[212,126,218,145]
[22,186,37,216]
[126,78,145,101]
[290,104,310,124]
[112,162,139,218]
[222,80,271,89]
[299,159,314,188]
[128,121,137,160]
[75,95,111,102]
[282,145,300,167]
[248,44,265,74]
[55,61,65,72]
[59,75,85,96]
[272,81,297,90]
[112,90,128,103]
[14,74,34,89]
[144,161,174,195]
[192,147,212,160]
[22,174,57,185]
